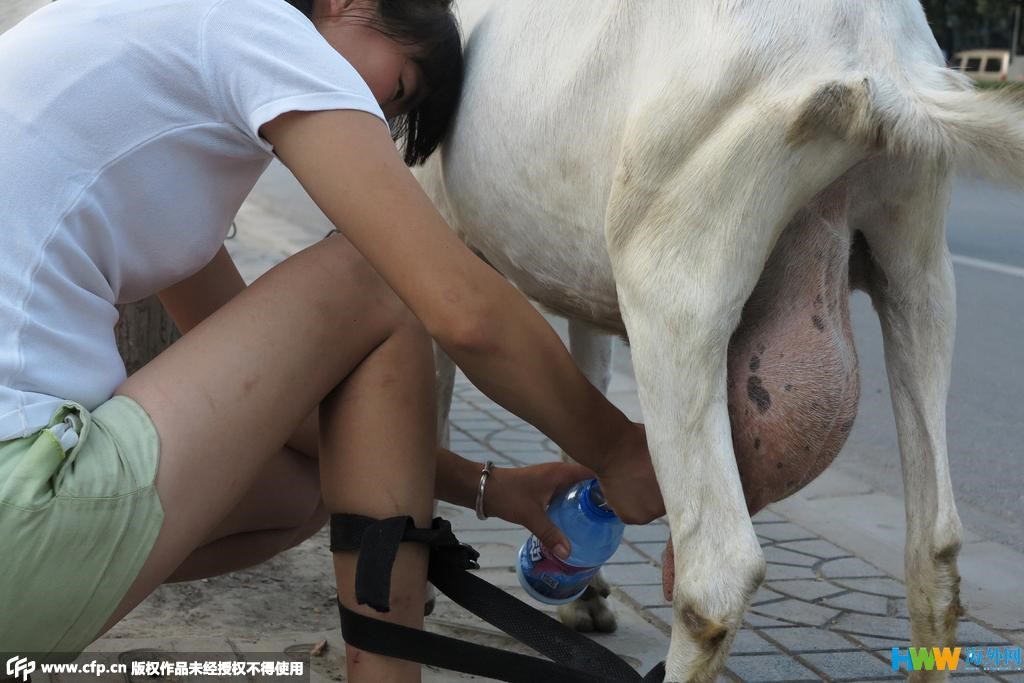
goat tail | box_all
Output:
[873,73,1024,188]
[789,70,1024,189]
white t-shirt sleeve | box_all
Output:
[200,0,388,153]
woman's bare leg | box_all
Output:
[162,446,328,583]
[89,232,436,683]
[320,317,438,683]
[163,505,328,583]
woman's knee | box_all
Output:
[286,497,329,549]
[324,233,421,333]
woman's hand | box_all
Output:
[593,422,666,525]
[483,462,595,560]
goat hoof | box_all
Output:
[557,585,617,633]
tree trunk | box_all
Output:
[114,298,181,376]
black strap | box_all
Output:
[338,601,615,682]
[330,515,478,612]
[329,513,665,682]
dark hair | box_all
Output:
[285,0,463,166]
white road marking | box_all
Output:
[951,253,1024,279]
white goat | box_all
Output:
[421,1,1024,680]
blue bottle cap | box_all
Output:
[580,479,617,519]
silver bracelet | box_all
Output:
[475,461,495,520]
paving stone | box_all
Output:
[447,432,486,444]
[634,541,668,562]
[485,439,550,454]
[730,630,783,655]
[487,428,546,442]
[830,577,907,598]
[753,509,787,523]
[764,562,819,581]
[618,584,670,608]
[955,620,1016,646]
[459,529,527,545]
[754,523,817,543]
[449,408,487,418]
[479,410,520,425]
[765,579,846,601]
[821,591,893,616]
[449,446,497,459]
[776,539,851,560]
[452,418,505,431]
[820,557,889,579]
[763,546,820,567]
[848,634,910,649]
[748,599,842,627]
[458,517,521,533]
[831,613,912,640]
[760,626,861,652]
[601,562,663,586]
[609,543,648,564]
[725,654,820,681]
[448,439,488,453]
[743,613,794,628]
[749,585,786,606]
[647,606,673,626]
[800,651,895,680]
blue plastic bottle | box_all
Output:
[516,479,624,605]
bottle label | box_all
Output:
[518,535,599,602]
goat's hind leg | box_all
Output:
[854,163,963,679]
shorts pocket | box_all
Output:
[0,403,86,510]
[55,399,152,499]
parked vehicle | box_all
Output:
[950,49,1024,82]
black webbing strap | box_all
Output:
[330,513,666,683]
[329,514,477,613]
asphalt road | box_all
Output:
[251,164,1024,553]
[836,179,1024,553]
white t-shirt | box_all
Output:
[0,0,387,441]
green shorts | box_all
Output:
[0,395,164,662]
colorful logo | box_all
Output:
[890,646,1023,672]
[890,647,961,672]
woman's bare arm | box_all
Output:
[157,245,246,334]
[155,242,625,527]
[261,109,663,523]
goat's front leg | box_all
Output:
[558,319,618,633]
[605,89,862,680]
[610,245,766,679]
